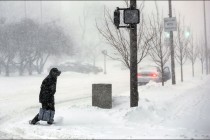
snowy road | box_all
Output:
[0,69,210,139]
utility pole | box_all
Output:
[203,0,208,74]
[130,0,138,107]
[113,0,139,107]
[168,0,176,85]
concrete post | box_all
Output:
[92,84,112,109]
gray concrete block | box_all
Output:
[92,84,112,109]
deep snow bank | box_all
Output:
[0,62,210,139]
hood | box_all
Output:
[49,68,61,78]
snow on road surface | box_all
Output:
[0,65,210,139]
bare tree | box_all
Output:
[197,37,205,75]
[85,41,101,66]
[148,3,170,86]
[0,17,6,75]
[79,7,89,41]
[96,1,154,69]
[0,18,73,76]
[0,23,17,76]
[78,7,101,67]
[187,34,198,77]
[35,22,73,74]
[174,15,189,82]
[11,19,39,76]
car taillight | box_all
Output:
[150,73,157,77]
[137,74,141,77]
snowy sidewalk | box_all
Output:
[0,73,210,139]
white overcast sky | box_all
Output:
[0,1,209,47]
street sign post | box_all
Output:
[168,0,176,85]
[164,17,177,32]
[164,38,170,46]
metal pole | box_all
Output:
[203,0,208,74]
[40,0,43,24]
[24,0,27,19]
[130,0,138,107]
[169,0,176,85]
[209,52,210,72]
[104,53,107,74]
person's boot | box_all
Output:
[47,119,54,125]
[29,114,39,125]
[29,120,37,125]
[47,121,53,125]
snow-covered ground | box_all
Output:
[0,61,210,139]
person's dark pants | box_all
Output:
[31,103,55,124]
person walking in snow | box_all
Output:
[29,68,61,125]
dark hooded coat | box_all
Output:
[39,68,60,104]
